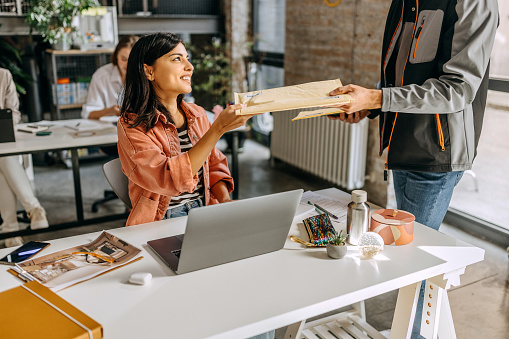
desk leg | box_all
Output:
[390,282,421,339]
[391,268,464,339]
[231,131,239,200]
[70,149,84,222]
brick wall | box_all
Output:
[223,0,251,94]
[285,0,390,206]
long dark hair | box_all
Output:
[121,32,185,131]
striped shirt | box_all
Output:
[167,126,204,208]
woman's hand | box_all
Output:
[109,105,121,116]
[212,104,254,135]
[210,181,232,203]
[89,105,121,119]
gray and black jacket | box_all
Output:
[369,0,499,174]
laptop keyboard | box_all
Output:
[171,249,181,258]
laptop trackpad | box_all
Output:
[147,235,183,272]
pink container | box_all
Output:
[370,209,415,245]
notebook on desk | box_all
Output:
[147,189,303,274]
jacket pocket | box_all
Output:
[409,10,444,64]
[127,195,159,226]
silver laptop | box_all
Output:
[147,189,303,274]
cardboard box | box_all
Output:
[0,281,102,339]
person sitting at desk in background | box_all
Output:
[117,32,254,226]
[81,35,140,121]
[0,68,49,247]
[81,35,139,157]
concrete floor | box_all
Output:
[2,138,508,338]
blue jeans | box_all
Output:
[392,170,464,338]
[164,198,203,219]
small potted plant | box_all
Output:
[26,0,100,50]
[326,230,348,259]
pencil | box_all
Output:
[307,201,338,220]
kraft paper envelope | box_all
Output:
[234,78,353,120]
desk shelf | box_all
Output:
[298,311,388,339]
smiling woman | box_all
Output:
[117,32,254,227]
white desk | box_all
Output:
[0,120,122,239]
[0,188,484,338]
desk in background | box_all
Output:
[0,188,484,338]
[0,119,125,239]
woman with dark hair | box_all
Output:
[81,35,140,120]
[117,32,252,226]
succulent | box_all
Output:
[329,230,348,246]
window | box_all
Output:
[250,0,285,138]
[446,3,509,243]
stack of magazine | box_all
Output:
[9,231,142,291]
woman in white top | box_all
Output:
[0,68,48,247]
[81,35,139,120]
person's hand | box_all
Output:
[327,109,370,124]
[213,104,254,134]
[109,105,121,116]
[327,84,382,114]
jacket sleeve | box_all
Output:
[117,121,199,197]
[382,0,499,114]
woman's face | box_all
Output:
[117,47,131,79]
[144,42,193,97]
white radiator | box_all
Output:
[271,109,369,190]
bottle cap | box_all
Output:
[351,190,367,203]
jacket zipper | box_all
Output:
[384,0,420,181]
[413,16,426,59]
[435,114,445,151]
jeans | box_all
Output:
[392,170,464,338]
[164,198,203,219]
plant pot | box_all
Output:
[52,33,71,51]
[326,243,347,259]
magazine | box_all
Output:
[12,231,142,291]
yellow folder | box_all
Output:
[0,281,102,339]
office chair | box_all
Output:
[102,158,132,210]
[91,146,121,212]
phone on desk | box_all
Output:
[0,241,50,265]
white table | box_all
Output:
[0,188,484,338]
[0,119,122,238]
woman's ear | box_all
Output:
[144,64,154,81]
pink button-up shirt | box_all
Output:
[117,101,233,226]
